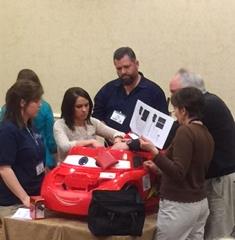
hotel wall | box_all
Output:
[0,0,235,116]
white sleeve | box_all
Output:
[92,118,125,141]
[53,120,77,154]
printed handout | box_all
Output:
[130,100,174,149]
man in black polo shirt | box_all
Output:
[93,47,168,133]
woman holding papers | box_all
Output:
[0,80,45,219]
[53,87,125,162]
[140,87,214,240]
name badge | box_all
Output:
[110,110,126,125]
[36,162,45,176]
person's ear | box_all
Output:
[181,107,188,117]
[135,60,139,67]
[20,99,26,108]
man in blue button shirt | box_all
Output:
[93,47,168,133]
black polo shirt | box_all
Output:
[0,121,45,205]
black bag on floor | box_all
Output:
[88,189,145,236]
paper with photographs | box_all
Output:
[130,100,174,149]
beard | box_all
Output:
[121,75,135,86]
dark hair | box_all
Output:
[16,69,44,92]
[113,47,136,61]
[61,87,93,130]
[4,79,44,128]
[171,87,205,119]
[17,69,40,84]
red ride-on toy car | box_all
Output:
[41,146,160,216]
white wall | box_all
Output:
[0,0,235,116]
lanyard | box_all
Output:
[26,127,39,146]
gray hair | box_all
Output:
[177,68,207,94]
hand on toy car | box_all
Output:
[144,160,162,175]
[78,139,104,148]
[111,141,129,150]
